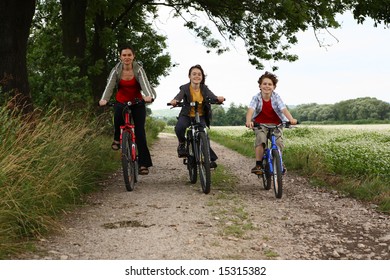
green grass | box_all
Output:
[209,125,390,213]
[0,105,165,259]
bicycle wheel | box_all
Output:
[271,149,283,198]
[187,135,197,184]
[122,131,136,191]
[198,132,211,194]
[262,157,272,190]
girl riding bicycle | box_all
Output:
[245,71,297,174]
[99,45,156,175]
[169,64,225,168]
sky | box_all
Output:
[149,7,390,110]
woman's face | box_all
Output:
[259,77,275,95]
[120,48,135,65]
[189,68,203,85]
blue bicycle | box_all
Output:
[254,122,294,199]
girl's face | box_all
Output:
[189,68,203,85]
[259,77,275,95]
[120,48,135,65]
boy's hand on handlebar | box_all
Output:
[289,119,298,125]
[99,99,108,106]
[245,121,253,129]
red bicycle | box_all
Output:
[108,99,145,191]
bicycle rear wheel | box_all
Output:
[262,157,272,190]
[198,132,211,194]
[271,149,283,198]
[122,131,136,191]
[187,132,197,184]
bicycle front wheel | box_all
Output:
[122,131,136,191]
[198,132,211,194]
[187,135,197,184]
[271,149,283,198]
[262,157,272,190]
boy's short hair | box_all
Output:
[258,71,278,86]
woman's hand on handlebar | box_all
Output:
[99,99,108,106]
[143,96,154,103]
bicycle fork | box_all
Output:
[267,136,285,175]
[120,126,137,161]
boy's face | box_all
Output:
[259,78,275,95]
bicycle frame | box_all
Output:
[264,127,284,175]
[120,108,137,161]
[188,102,208,164]
[254,122,290,198]
[107,99,144,191]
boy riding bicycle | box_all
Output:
[245,71,297,174]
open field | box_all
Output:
[210,124,390,135]
[208,123,390,213]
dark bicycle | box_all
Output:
[253,122,295,199]
[107,98,149,191]
[168,98,224,194]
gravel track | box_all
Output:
[16,133,390,260]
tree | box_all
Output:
[210,105,227,126]
[86,2,171,103]
[225,103,247,126]
[0,0,36,114]
[4,0,390,114]
[28,0,171,108]
[60,0,87,75]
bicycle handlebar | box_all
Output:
[253,121,299,129]
[167,97,225,107]
[104,98,154,107]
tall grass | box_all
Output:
[0,105,165,258]
[209,125,390,213]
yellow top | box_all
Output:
[189,86,204,117]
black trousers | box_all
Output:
[114,102,152,167]
[174,115,218,162]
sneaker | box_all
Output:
[251,165,263,175]
[282,164,287,175]
[177,143,187,158]
[210,161,217,168]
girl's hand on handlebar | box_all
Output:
[217,96,225,103]
[170,99,178,106]
[99,99,108,106]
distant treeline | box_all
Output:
[161,97,390,126]
[290,97,390,123]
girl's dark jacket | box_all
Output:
[173,82,218,127]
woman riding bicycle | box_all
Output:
[99,44,156,175]
[245,71,297,174]
[169,64,225,168]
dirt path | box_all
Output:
[18,133,389,260]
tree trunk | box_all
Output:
[0,0,36,114]
[90,12,109,104]
[60,0,87,76]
